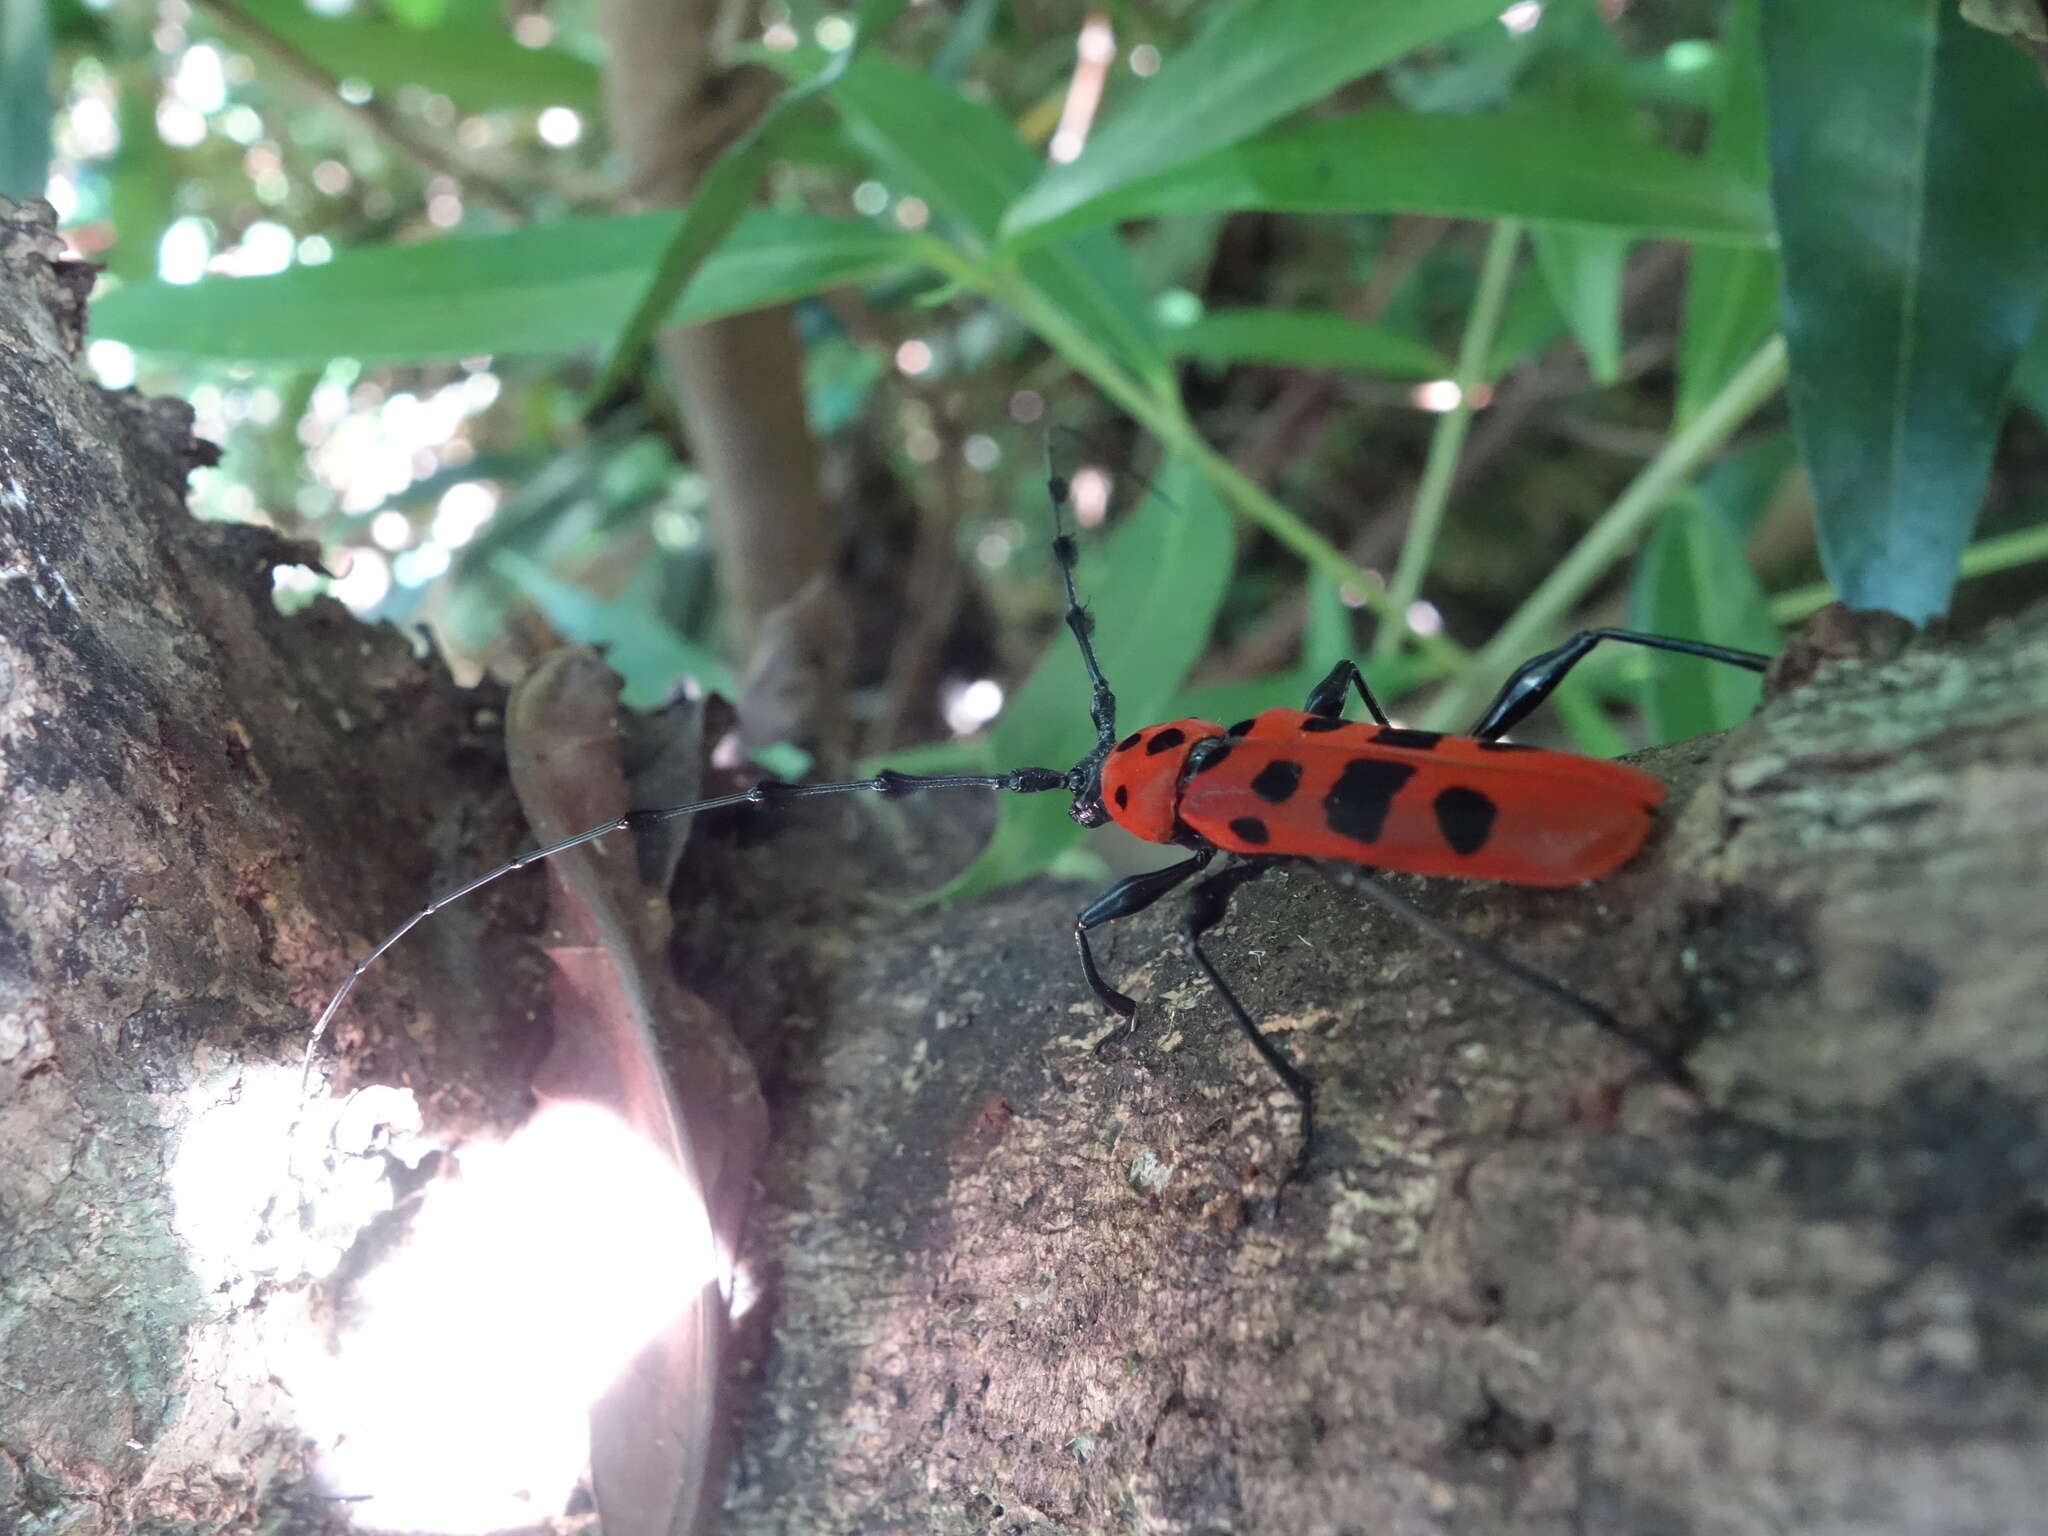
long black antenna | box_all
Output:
[301,765,1066,1087]
[1046,467,1119,757]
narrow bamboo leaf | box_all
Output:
[1763,0,2048,621]
[1005,107,1773,249]
[1529,225,1630,383]
[585,125,782,404]
[1676,0,1778,428]
[2,0,52,198]
[1166,306,1449,377]
[1627,493,1775,742]
[587,0,904,400]
[1484,263,1568,377]
[105,85,175,282]
[1677,245,1779,427]
[936,456,1232,902]
[235,0,600,114]
[490,550,735,707]
[1003,0,1504,246]
[2015,315,2048,422]
[827,53,1161,381]
[90,209,914,363]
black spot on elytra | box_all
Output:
[1373,727,1442,751]
[1114,784,1130,810]
[1229,816,1271,845]
[1145,727,1187,755]
[1476,738,1536,751]
[1249,759,1304,804]
[1227,718,1256,738]
[1433,785,1497,855]
[1300,716,1347,733]
[1115,732,1143,753]
[1323,758,1414,843]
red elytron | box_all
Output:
[1102,711,1667,885]
[305,470,1770,1169]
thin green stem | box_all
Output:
[1374,219,1523,661]
[1767,517,2048,622]
[1419,333,1789,731]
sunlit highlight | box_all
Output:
[1069,465,1112,527]
[1499,1,1543,34]
[287,1101,715,1531]
[944,677,1005,735]
[166,1066,719,1536]
[1412,379,1463,413]
[1405,599,1444,638]
[536,106,582,146]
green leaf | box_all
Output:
[1529,224,1630,384]
[1483,261,1568,376]
[1003,0,1505,246]
[105,77,174,282]
[233,0,601,115]
[2015,313,2048,422]
[1008,105,1773,250]
[935,454,1232,901]
[2,0,52,200]
[827,53,1162,382]
[1627,493,1775,742]
[1763,0,2048,622]
[489,550,735,708]
[90,209,916,363]
[1676,0,1779,428]
[588,3,903,403]
[1165,306,1449,377]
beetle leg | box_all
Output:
[1178,857,1314,1167]
[1469,628,1771,740]
[1301,658,1392,725]
[1074,850,1215,1021]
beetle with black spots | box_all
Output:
[304,471,1774,1178]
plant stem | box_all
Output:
[1374,218,1523,661]
[1418,333,1789,731]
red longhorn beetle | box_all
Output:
[305,473,1771,1161]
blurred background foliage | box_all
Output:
[11,0,2048,892]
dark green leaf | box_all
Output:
[1627,493,1775,741]
[1484,262,1568,376]
[233,0,601,115]
[2,0,52,200]
[828,53,1162,382]
[1036,107,1773,248]
[1763,0,2048,621]
[1003,0,1506,245]
[2015,313,2048,422]
[91,210,915,363]
[1165,306,1449,377]
[935,455,1233,901]
[1529,225,1630,383]
[1676,0,1778,428]
[588,6,902,403]
[490,550,734,707]
[105,82,174,282]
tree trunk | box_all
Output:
[692,596,2048,1535]
[4,197,2046,1534]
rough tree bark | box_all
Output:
[4,197,2046,1534]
